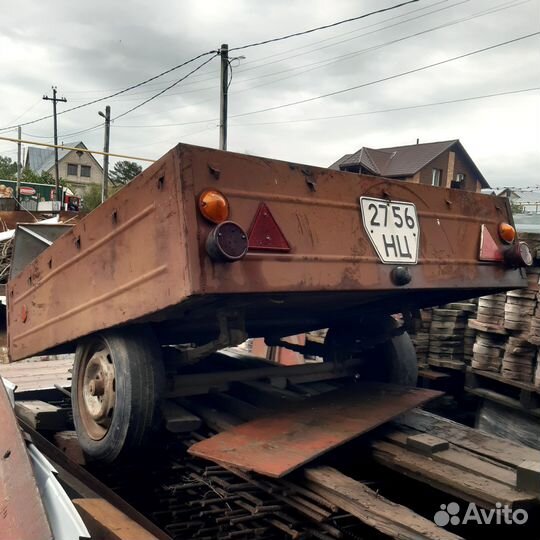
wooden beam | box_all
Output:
[161,401,201,433]
[73,498,159,540]
[15,400,68,431]
[304,466,462,540]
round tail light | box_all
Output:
[206,221,248,262]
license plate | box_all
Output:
[360,197,420,264]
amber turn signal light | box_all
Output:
[498,222,516,244]
[198,189,229,223]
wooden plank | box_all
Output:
[15,400,68,431]
[469,367,540,394]
[304,467,462,540]
[372,440,537,508]
[466,388,540,418]
[53,431,86,465]
[189,384,442,477]
[418,368,451,381]
[73,498,159,540]
[161,401,201,433]
[386,430,516,487]
[0,359,72,392]
[396,409,540,467]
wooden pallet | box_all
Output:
[465,367,540,418]
[375,409,540,509]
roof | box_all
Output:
[330,140,489,188]
[25,141,99,174]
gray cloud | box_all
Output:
[0,0,538,188]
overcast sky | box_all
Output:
[0,0,538,189]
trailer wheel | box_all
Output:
[71,327,164,462]
[325,322,418,386]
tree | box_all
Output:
[0,155,17,180]
[109,160,143,186]
[510,200,523,214]
[81,183,102,212]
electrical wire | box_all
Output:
[112,53,219,121]
[228,87,540,126]
[0,50,218,132]
[59,0,446,97]
[228,0,420,52]
[113,86,540,129]
[226,0,530,93]
[92,0,525,117]
[228,31,540,119]
[0,0,420,131]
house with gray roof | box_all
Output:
[330,140,489,192]
[25,141,103,196]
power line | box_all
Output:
[226,0,529,95]
[228,87,540,126]
[113,86,540,129]
[112,54,219,121]
[58,0,446,98]
[0,50,218,133]
[0,1,421,132]
[228,31,540,119]
[96,0,470,108]
[228,0,420,52]
[88,0,525,121]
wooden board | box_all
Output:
[304,466,462,540]
[73,498,159,540]
[0,357,73,392]
[188,383,442,477]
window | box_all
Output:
[81,165,91,178]
[67,163,78,176]
[455,173,466,184]
[431,168,442,187]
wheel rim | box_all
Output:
[77,342,116,441]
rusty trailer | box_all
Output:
[6,143,531,461]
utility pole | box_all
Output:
[98,106,111,202]
[16,126,21,201]
[219,44,229,151]
[43,86,67,205]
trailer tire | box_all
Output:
[71,327,165,462]
[368,331,418,386]
[325,322,418,386]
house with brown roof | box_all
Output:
[330,140,489,192]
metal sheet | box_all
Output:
[0,379,52,540]
[188,383,442,478]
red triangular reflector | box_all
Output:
[479,224,503,261]
[248,203,291,252]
